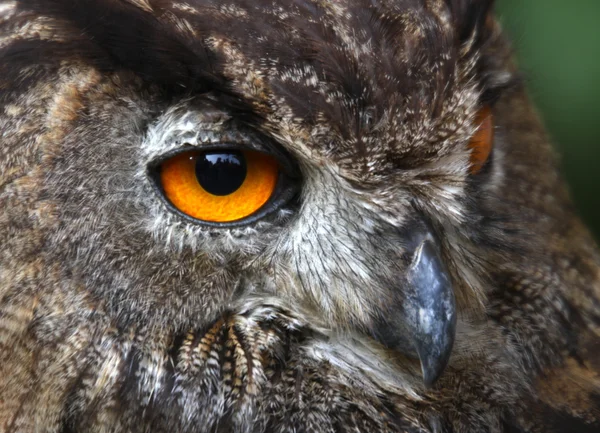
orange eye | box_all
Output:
[468,105,494,175]
[159,149,279,223]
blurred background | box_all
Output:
[497,1,600,239]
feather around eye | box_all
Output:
[468,105,493,175]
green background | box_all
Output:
[496,1,600,239]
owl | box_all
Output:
[0,0,599,432]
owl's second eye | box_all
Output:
[468,106,494,175]
[159,149,280,223]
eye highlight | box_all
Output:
[468,105,494,175]
[159,149,279,223]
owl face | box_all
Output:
[5,0,594,431]
[27,0,504,382]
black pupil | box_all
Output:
[195,151,247,196]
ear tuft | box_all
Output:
[445,0,495,43]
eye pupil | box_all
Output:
[195,151,247,196]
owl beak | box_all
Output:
[371,231,457,387]
[404,237,457,387]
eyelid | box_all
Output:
[142,108,287,169]
[147,144,300,183]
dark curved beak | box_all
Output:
[404,237,456,386]
[372,228,456,387]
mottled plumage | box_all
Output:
[1,0,599,432]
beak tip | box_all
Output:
[421,370,437,389]
[418,346,452,387]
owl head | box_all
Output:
[2,0,599,431]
